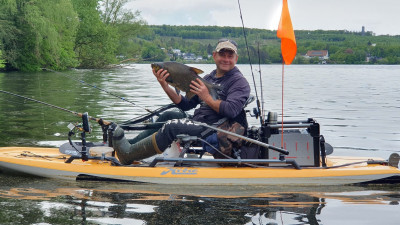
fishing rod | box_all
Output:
[257,41,266,122]
[237,0,263,126]
[0,89,288,154]
[42,68,154,114]
[0,90,113,126]
[145,121,289,155]
[194,121,289,155]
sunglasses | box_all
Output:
[218,38,238,47]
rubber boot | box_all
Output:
[112,125,162,165]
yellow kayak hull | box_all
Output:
[1,147,399,185]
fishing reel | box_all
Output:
[252,107,260,119]
[68,112,91,135]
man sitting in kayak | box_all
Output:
[111,39,251,165]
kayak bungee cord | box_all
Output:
[0,90,113,126]
[42,68,154,114]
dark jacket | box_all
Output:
[177,66,250,127]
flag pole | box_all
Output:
[277,0,297,149]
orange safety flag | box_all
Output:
[277,0,297,65]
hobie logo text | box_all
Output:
[160,168,198,175]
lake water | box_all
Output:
[0,64,399,224]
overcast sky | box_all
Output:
[126,0,399,36]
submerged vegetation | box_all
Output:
[1,0,400,71]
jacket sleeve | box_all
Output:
[219,76,250,119]
[176,95,199,111]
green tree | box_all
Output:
[206,43,213,55]
[293,54,308,64]
[265,46,281,63]
[330,50,346,63]
[0,49,5,68]
[0,0,19,70]
[309,57,320,64]
[99,0,147,60]
[34,0,79,70]
[0,0,79,71]
[141,43,166,61]
[72,0,118,68]
[384,56,400,64]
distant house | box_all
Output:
[195,56,203,62]
[305,50,329,60]
[172,49,182,56]
[183,53,196,61]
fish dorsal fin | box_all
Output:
[190,67,204,74]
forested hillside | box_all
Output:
[1,0,400,71]
[139,25,400,65]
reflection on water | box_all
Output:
[0,174,400,224]
[1,65,400,224]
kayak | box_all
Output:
[1,146,399,185]
[3,90,398,185]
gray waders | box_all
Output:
[128,111,187,145]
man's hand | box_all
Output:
[190,78,210,101]
[153,68,182,104]
[190,78,221,113]
[153,68,170,89]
